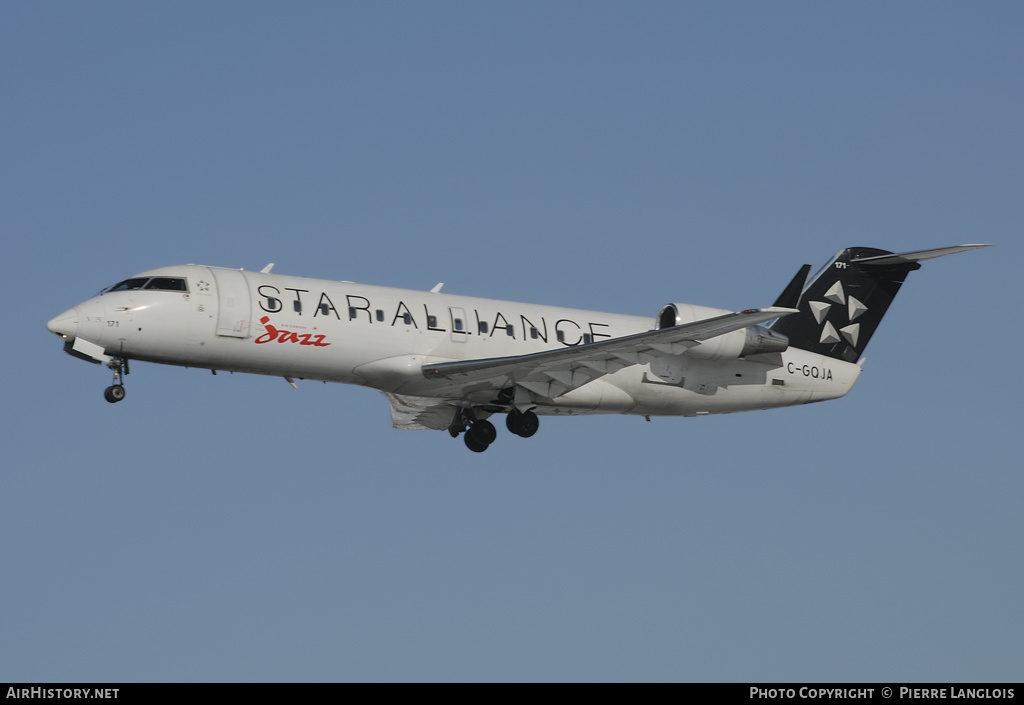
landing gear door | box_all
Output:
[211,268,252,338]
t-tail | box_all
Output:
[771,245,991,363]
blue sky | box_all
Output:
[3,2,1021,682]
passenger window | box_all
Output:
[530,327,539,339]
[556,330,565,343]
[376,310,385,322]
[348,307,357,319]
[583,334,592,344]
[427,315,437,328]
[403,313,412,325]
[320,304,331,316]
[454,318,464,331]
[479,321,488,334]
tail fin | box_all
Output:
[771,245,990,362]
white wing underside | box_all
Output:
[421,306,796,402]
[385,392,459,431]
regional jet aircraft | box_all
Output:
[47,245,989,452]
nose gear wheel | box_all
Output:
[104,355,129,404]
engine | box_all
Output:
[655,303,790,360]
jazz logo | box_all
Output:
[254,316,331,347]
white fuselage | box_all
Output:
[49,265,861,419]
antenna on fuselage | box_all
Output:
[261,263,275,273]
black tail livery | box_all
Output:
[771,245,991,363]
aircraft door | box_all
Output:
[211,268,252,338]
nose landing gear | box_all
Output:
[103,384,125,403]
[104,356,129,404]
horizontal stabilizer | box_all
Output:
[772,243,991,362]
[851,244,991,266]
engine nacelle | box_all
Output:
[656,303,789,360]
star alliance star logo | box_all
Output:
[809,281,867,348]
[196,280,210,292]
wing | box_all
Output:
[421,306,797,399]
[385,392,459,430]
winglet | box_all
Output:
[773,264,811,308]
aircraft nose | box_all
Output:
[47,307,79,338]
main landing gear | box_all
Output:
[506,409,539,438]
[464,418,497,453]
[449,408,541,452]
[103,356,129,404]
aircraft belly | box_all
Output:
[627,382,792,417]
[619,353,858,417]
[353,354,432,392]
[533,379,635,415]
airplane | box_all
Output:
[47,244,989,452]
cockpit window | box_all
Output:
[103,276,189,294]
[106,278,150,292]
[145,277,188,292]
